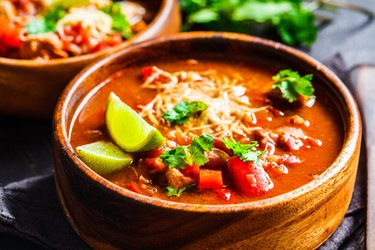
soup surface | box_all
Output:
[70,58,343,204]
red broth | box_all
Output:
[70,59,343,204]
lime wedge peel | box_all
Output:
[105,92,166,153]
[76,141,133,175]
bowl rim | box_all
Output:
[54,32,362,213]
[0,0,173,67]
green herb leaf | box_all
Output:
[221,137,264,166]
[272,69,314,102]
[181,0,317,46]
[164,101,208,125]
[190,134,214,166]
[188,8,220,23]
[160,146,191,169]
[275,8,317,46]
[160,134,214,168]
[232,1,294,22]
[165,184,196,197]
[101,2,133,39]
[26,6,66,34]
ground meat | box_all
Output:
[278,132,305,151]
[263,153,302,176]
[254,129,279,146]
[276,127,320,151]
[288,115,310,127]
[165,168,195,188]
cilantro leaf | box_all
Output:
[191,134,214,152]
[232,1,294,22]
[160,146,191,169]
[221,137,264,166]
[165,184,196,197]
[188,8,220,23]
[26,6,66,34]
[164,101,208,125]
[275,8,317,46]
[181,0,317,46]
[272,69,314,102]
[101,3,133,39]
[160,134,214,168]
[190,134,214,166]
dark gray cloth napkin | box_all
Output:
[0,55,366,249]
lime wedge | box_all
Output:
[105,92,165,152]
[76,141,133,175]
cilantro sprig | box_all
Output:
[180,0,317,46]
[164,101,208,125]
[101,2,133,39]
[165,184,196,197]
[272,69,315,103]
[26,6,66,34]
[160,134,214,169]
[221,138,264,166]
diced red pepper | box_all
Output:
[227,157,274,196]
[143,157,166,173]
[141,66,154,80]
[214,188,235,202]
[127,182,143,194]
[181,164,199,181]
[0,17,23,49]
[198,169,224,189]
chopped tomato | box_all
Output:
[181,164,199,181]
[141,66,155,80]
[0,17,23,49]
[227,157,274,196]
[214,188,235,202]
[198,169,224,189]
[143,157,166,173]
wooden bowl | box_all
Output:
[0,0,180,118]
[53,32,362,249]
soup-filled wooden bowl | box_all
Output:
[53,32,361,249]
[0,0,180,118]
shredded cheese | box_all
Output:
[138,67,269,138]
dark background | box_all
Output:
[1,0,374,249]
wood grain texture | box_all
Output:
[349,65,375,250]
[0,0,181,118]
[53,33,362,249]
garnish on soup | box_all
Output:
[272,69,315,103]
[72,59,343,204]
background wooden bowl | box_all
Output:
[53,32,361,249]
[0,0,180,118]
